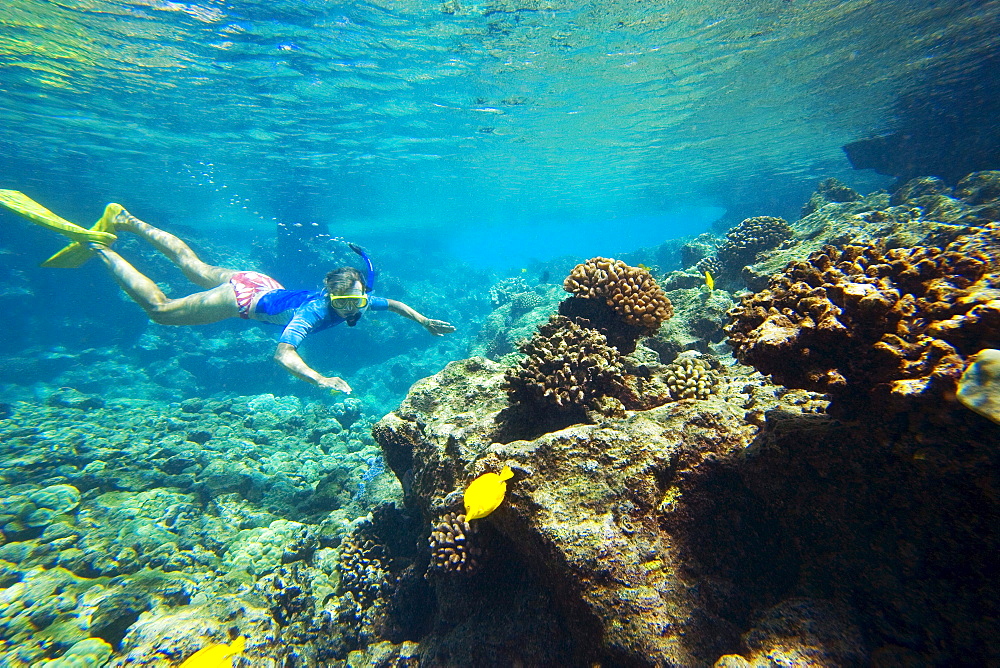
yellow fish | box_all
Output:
[464,465,514,520]
[704,270,715,291]
[180,636,245,668]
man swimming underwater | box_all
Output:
[0,190,455,393]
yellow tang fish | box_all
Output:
[464,465,514,521]
[704,270,715,291]
[180,636,245,668]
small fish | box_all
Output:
[704,270,715,291]
[180,636,245,668]
[464,465,514,520]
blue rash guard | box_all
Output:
[253,289,389,347]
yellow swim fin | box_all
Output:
[0,190,119,268]
[41,203,124,268]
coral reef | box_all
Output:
[695,254,723,278]
[800,177,862,217]
[725,225,1000,416]
[370,346,998,666]
[427,512,481,576]
[488,276,531,307]
[680,233,721,270]
[0,393,399,666]
[504,316,627,414]
[715,216,792,273]
[469,283,563,360]
[663,351,718,400]
[739,171,1000,292]
[2,172,998,667]
[338,533,390,606]
[562,257,673,334]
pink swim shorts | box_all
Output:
[229,271,284,319]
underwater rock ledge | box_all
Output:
[370,353,998,667]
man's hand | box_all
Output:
[316,376,353,394]
[422,318,455,336]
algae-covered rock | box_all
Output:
[0,566,105,664]
[734,598,867,667]
[0,484,81,539]
[34,637,113,667]
[46,388,105,411]
[957,348,1000,424]
[374,356,765,665]
[28,485,82,516]
[90,590,151,649]
[223,519,314,577]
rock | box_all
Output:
[957,348,1000,424]
[33,638,113,668]
[89,590,151,649]
[28,484,82,515]
[374,357,763,665]
[223,519,313,577]
[955,170,1000,205]
[714,655,752,668]
[0,559,20,587]
[46,388,105,411]
[739,598,867,667]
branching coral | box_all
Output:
[563,257,673,334]
[505,316,627,413]
[427,512,482,576]
[716,216,792,271]
[337,534,389,606]
[510,290,544,315]
[663,353,718,401]
[725,225,1000,416]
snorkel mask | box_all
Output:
[333,241,377,326]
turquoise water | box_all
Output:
[1,0,997,414]
[3,0,994,264]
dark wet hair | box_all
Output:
[324,267,367,295]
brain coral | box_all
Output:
[725,224,1000,416]
[563,257,673,334]
[505,315,627,413]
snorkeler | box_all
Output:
[0,190,455,393]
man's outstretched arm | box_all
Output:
[274,342,352,393]
[386,299,455,335]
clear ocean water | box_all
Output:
[0,1,998,664]
[4,0,993,267]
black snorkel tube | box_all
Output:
[341,241,377,327]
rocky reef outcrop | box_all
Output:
[371,351,998,665]
[359,176,1000,666]
[726,224,1000,417]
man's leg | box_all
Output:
[114,209,235,288]
[93,247,240,326]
